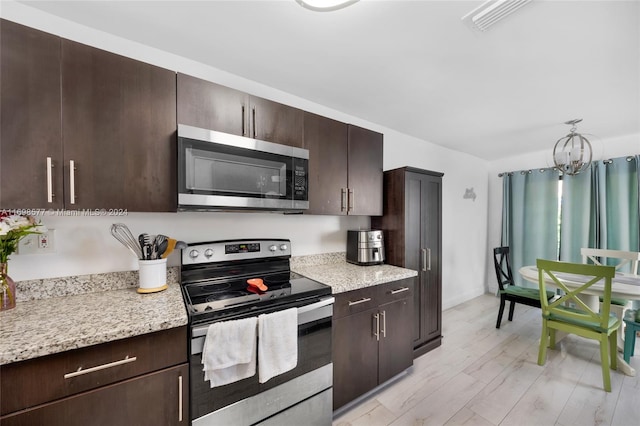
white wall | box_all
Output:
[1,2,490,309]
[485,133,640,294]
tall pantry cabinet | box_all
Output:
[371,167,443,357]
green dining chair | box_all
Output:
[536,259,621,392]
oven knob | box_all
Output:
[204,249,214,258]
[279,244,288,251]
[189,249,199,259]
[269,245,277,252]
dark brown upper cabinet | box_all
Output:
[303,112,383,215]
[0,19,176,212]
[0,19,63,210]
[177,73,303,148]
[62,40,177,211]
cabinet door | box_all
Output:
[0,19,63,209]
[405,173,425,344]
[332,307,380,410]
[0,364,189,426]
[378,297,413,384]
[62,41,177,211]
[303,112,348,215]
[177,73,248,136]
[405,172,442,350]
[421,175,442,343]
[250,96,303,147]
[347,125,383,215]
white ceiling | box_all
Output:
[15,0,640,160]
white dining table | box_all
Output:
[519,265,640,377]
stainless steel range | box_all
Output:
[180,239,334,425]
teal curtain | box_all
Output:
[559,166,597,263]
[504,168,560,286]
[594,156,640,271]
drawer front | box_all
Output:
[377,278,415,305]
[333,286,379,320]
[1,364,189,426]
[0,326,187,415]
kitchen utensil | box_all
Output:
[155,235,169,259]
[110,223,143,259]
[175,241,188,250]
[139,233,151,260]
[161,238,177,259]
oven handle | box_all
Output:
[191,296,335,338]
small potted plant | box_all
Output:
[0,214,45,311]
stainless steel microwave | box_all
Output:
[177,124,309,211]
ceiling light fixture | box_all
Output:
[462,0,532,32]
[295,0,359,12]
[552,119,594,176]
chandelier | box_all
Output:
[552,119,593,176]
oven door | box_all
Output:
[178,124,308,211]
[189,297,333,425]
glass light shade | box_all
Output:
[296,0,360,12]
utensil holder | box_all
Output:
[138,258,168,294]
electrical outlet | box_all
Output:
[17,229,55,254]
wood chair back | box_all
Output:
[580,248,640,276]
[537,259,616,330]
[493,246,513,291]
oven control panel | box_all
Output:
[182,239,292,265]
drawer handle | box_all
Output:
[348,297,371,306]
[178,375,183,422]
[390,287,410,295]
[64,355,137,379]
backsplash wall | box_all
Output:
[9,212,369,281]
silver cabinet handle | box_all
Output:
[64,355,137,379]
[348,188,354,212]
[252,106,256,138]
[46,157,54,203]
[178,375,183,422]
[69,160,76,205]
[241,105,246,136]
[381,310,386,338]
[341,188,347,212]
[373,313,380,341]
[390,287,410,295]
[427,248,432,271]
[348,297,371,306]
[422,248,427,272]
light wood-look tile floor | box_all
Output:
[333,294,640,426]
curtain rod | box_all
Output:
[498,155,637,177]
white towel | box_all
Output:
[258,307,298,383]
[202,317,257,387]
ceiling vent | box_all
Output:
[462,0,532,32]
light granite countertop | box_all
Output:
[0,267,187,365]
[1,252,416,365]
[291,252,418,294]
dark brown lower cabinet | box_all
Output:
[0,327,188,425]
[1,364,188,426]
[333,278,414,410]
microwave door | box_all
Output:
[178,128,307,210]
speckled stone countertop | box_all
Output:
[0,267,187,365]
[290,252,418,294]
